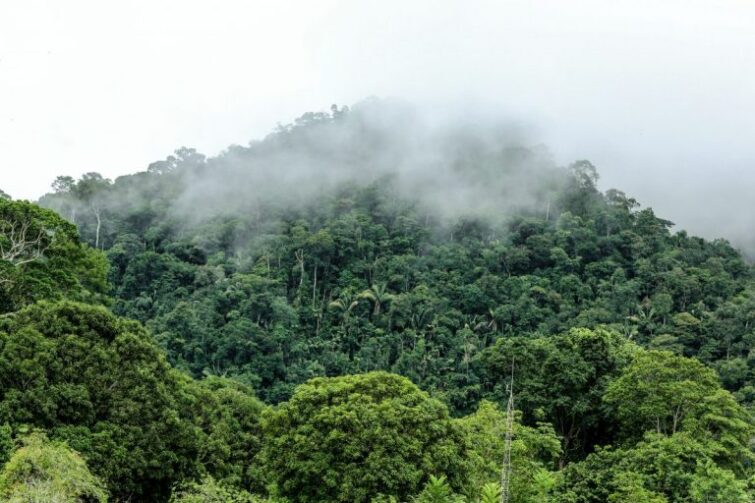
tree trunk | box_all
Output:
[295,249,305,289]
[94,209,101,249]
[312,263,318,309]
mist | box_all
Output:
[2,0,754,254]
[170,99,564,229]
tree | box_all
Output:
[688,461,750,503]
[604,351,726,437]
[359,282,394,316]
[0,432,108,503]
[0,423,12,466]
[52,175,76,194]
[169,477,267,503]
[0,301,201,501]
[411,476,465,503]
[606,472,668,503]
[259,372,469,503]
[188,376,266,491]
[71,172,111,249]
[553,431,750,503]
[457,401,560,503]
[484,328,636,462]
[0,199,108,313]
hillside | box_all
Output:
[0,101,749,501]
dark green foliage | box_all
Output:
[188,376,266,491]
[0,423,12,467]
[0,301,265,501]
[483,328,636,461]
[38,119,754,411]
[0,199,108,313]
[23,103,755,502]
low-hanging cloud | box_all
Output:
[170,98,566,231]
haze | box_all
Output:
[1,0,754,253]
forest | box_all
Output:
[0,101,753,502]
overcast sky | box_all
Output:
[1,0,753,250]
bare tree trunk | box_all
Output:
[295,249,305,289]
[94,208,102,249]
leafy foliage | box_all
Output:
[0,301,265,501]
[457,401,559,501]
[11,103,754,502]
[0,199,108,313]
[260,372,468,503]
[0,432,108,503]
[170,476,273,503]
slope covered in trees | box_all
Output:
[0,101,749,501]
[40,102,755,409]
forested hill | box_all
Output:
[39,101,755,408]
[2,100,746,501]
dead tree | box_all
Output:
[0,220,50,267]
[0,219,52,285]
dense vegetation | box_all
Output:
[0,102,752,501]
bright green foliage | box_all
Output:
[603,350,754,472]
[457,401,559,502]
[0,432,108,502]
[607,472,667,503]
[553,432,749,503]
[478,483,501,503]
[684,388,755,471]
[688,461,749,503]
[0,199,108,313]
[412,476,465,503]
[170,476,274,503]
[260,372,469,503]
[604,351,720,436]
[0,301,200,501]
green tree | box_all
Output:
[0,301,200,501]
[188,376,266,491]
[0,423,12,466]
[0,199,108,313]
[411,475,465,503]
[260,372,469,503]
[553,432,750,503]
[607,472,667,503]
[604,351,737,438]
[456,401,559,502]
[484,328,636,462]
[0,432,108,503]
[688,461,749,503]
[170,476,270,503]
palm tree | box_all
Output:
[358,282,394,316]
[328,291,361,323]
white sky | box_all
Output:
[1,0,754,248]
